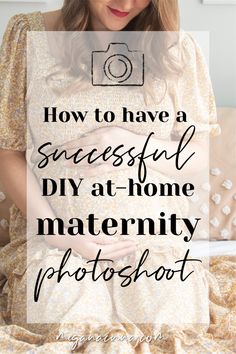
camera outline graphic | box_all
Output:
[91,42,144,86]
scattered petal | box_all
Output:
[222,205,231,215]
[222,179,233,190]
[220,228,230,239]
[210,217,220,228]
[210,167,221,176]
[232,218,236,226]
[200,203,209,215]
[211,193,221,205]
[201,182,211,192]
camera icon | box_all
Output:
[91,42,144,86]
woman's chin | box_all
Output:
[103,21,129,31]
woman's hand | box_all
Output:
[71,234,136,261]
[45,232,137,261]
[63,126,142,176]
[65,126,140,152]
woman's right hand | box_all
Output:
[70,234,137,261]
[45,232,137,261]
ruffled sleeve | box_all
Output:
[172,32,221,139]
[0,14,30,151]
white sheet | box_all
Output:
[192,240,236,257]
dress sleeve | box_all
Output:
[172,32,221,140]
[0,14,29,151]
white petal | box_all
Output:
[210,217,220,228]
[211,193,221,205]
[222,179,233,190]
[222,205,231,215]
[201,182,211,192]
[220,229,230,239]
[210,167,221,176]
[200,203,209,215]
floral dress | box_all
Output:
[0,11,221,353]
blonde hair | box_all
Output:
[61,0,180,31]
[49,0,181,101]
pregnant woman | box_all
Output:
[0,0,220,352]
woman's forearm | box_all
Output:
[0,150,27,215]
[0,149,134,257]
[0,149,72,249]
[0,149,58,220]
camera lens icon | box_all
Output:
[91,42,144,86]
[103,54,133,84]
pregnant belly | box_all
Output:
[33,166,188,234]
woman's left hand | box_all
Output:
[63,126,142,175]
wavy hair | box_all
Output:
[60,0,179,31]
[48,0,181,102]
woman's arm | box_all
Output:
[64,127,208,178]
[0,149,66,248]
[0,149,136,259]
[0,149,58,220]
[0,150,27,214]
